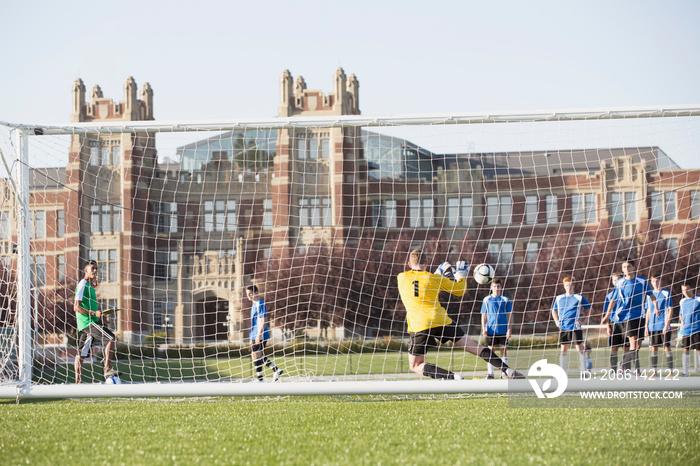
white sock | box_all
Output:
[684,353,690,375]
[695,351,700,370]
[579,352,586,371]
[487,363,494,376]
[560,354,568,371]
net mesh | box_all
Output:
[1,109,700,389]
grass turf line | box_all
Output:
[2,397,700,465]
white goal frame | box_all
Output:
[2,105,700,400]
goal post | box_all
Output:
[2,106,700,400]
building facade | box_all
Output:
[1,70,700,344]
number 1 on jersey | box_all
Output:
[413,280,420,297]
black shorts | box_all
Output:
[608,323,625,347]
[251,340,267,354]
[681,332,700,351]
[485,335,508,347]
[559,329,583,345]
[650,330,671,348]
[622,318,644,340]
[409,323,466,356]
[77,323,116,358]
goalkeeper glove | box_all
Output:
[454,261,470,280]
[435,261,456,280]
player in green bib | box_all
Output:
[74,260,119,383]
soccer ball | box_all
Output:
[473,263,495,285]
[105,375,122,385]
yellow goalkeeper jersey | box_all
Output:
[397,269,467,333]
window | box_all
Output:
[447,198,473,227]
[384,200,397,228]
[90,204,120,234]
[572,194,596,224]
[486,196,512,226]
[203,200,235,233]
[585,194,597,224]
[610,193,624,224]
[296,133,329,159]
[488,243,514,274]
[56,210,64,237]
[525,242,539,262]
[690,191,700,221]
[625,192,636,222]
[299,198,331,227]
[0,211,9,239]
[32,211,46,239]
[155,251,178,281]
[651,192,677,222]
[88,139,120,167]
[263,199,273,231]
[525,196,538,225]
[572,194,584,224]
[409,198,434,228]
[153,202,178,235]
[31,255,46,286]
[57,254,65,283]
[546,195,558,224]
[89,249,118,282]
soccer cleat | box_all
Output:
[104,368,122,378]
[272,369,284,382]
[453,373,463,380]
[486,374,494,380]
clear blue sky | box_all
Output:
[2,1,700,164]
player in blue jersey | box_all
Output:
[645,275,673,373]
[551,277,592,374]
[480,279,512,379]
[679,283,700,376]
[602,272,627,371]
[605,260,658,373]
[246,285,283,382]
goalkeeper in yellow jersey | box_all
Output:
[397,249,523,380]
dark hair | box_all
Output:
[492,278,502,286]
[623,259,635,268]
[84,259,98,270]
[246,285,259,293]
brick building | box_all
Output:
[1,70,699,344]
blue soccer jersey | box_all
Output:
[611,275,653,321]
[480,295,512,336]
[552,293,591,331]
[679,296,700,337]
[646,289,672,332]
[250,299,270,342]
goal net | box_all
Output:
[1,106,700,399]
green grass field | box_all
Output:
[3,396,700,465]
[35,347,694,384]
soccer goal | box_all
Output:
[1,106,700,399]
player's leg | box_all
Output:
[650,338,659,372]
[259,341,284,381]
[499,343,508,378]
[682,347,690,376]
[454,335,523,378]
[574,343,586,373]
[486,342,495,379]
[664,333,673,370]
[251,344,264,381]
[94,325,119,379]
[409,329,459,379]
[560,343,569,372]
[74,356,83,384]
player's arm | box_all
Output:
[439,275,466,297]
[551,307,560,329]
[480,312,487,337]
[73,298,101,318]
[601,299,615,325]
[648,289,659,316]
[506,306,512,339]
[253,315,264,344]
[663,302,673,334]
[644,298,652,337]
